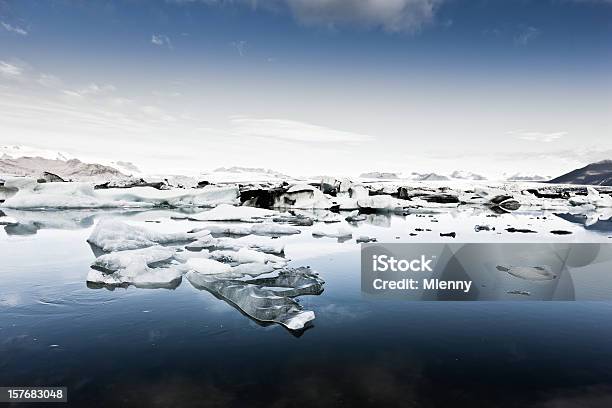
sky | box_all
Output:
[0,0,611,178]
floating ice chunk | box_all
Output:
[186,257,232,275]
[205,223,300,236]
[497,265,556,281]
[1,179,140,209]
[187,270,317,330]
[1,178,239,209]
[92,246,174,272]
[185,234,217,250]
[246,267,325,297]
[569,187,612,208]
[237,247,267,264]
[87,265,183,288]
[207,248,288,268]
[87,246,182,287]
[273,184,332,209]
[88,219,207,251]
[189,204,275,222]
[251,223,300,235]
[312,226,353,239]
[231,263,276,276]
[0,215,18,225]
[333,196,359,210]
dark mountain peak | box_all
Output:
[549,160,612,186]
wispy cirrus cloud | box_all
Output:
[0,60,23,78]
[151,34,173,48]
[1,21,28,35]
[231,40,247,56]
[62,83,116,98]
[508,130,566,142]
[229,116,376,143]
[514,25,540,45]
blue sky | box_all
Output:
[1,0,611,177]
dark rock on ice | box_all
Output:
[440,232,456,238]
[37,171,65,183]
[550,230,572,235]
[272,214,314,226]
[421,194,459,204]
[506,228,537,233]
[488,195,521,212]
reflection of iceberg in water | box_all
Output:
[187,267,324,331]
[1,208,151,235]
[555,212,612,233]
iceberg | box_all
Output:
[187,267,321,330]
[87,246,183,287]
[186,257,232,275]
[204,223,300,237]
[88,219,207,251]
[1,177,239,209]
[312,226,353,239]
[272,184,332,210]
[188,203,275,222]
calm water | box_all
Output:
[2,209,612,407]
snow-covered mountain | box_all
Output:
[450,170,487,181]
[359,172,399,179]
[0,144,140,181]
[202,166,293,183]
[549,160,612,186]
[0,156,125,181]
[1,145,73,162]
[505,173,550,182]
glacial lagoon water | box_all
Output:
[2,208,612,407]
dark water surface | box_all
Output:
[2,213,612,407]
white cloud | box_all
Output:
[0,61,22,78]
[229,116,376,143]
[230,41,247,57]
[37,73,62,88]
[508,130,566,143]
[514,26,540,45]
[62,83,116,98]
[1,21,28,35]
[151,34,173,48]
[284,0,443,33]
[171,0,444,33]
[231,40,247,56]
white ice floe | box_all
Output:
[205,223,300,236]
[312,226,353,239]
[92,246,174,272]
[88,219,208,251]
[206,248,288,267]
[1,177,238,209]
[185,234,285,255]
[237,247,268,264]
[0,215,17,225]
[87,246,182,287]
[569,187,612,208]
[186,257,232,275]
[273,184,332,209]
[189,204,276,222]
[231,263,276,276]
